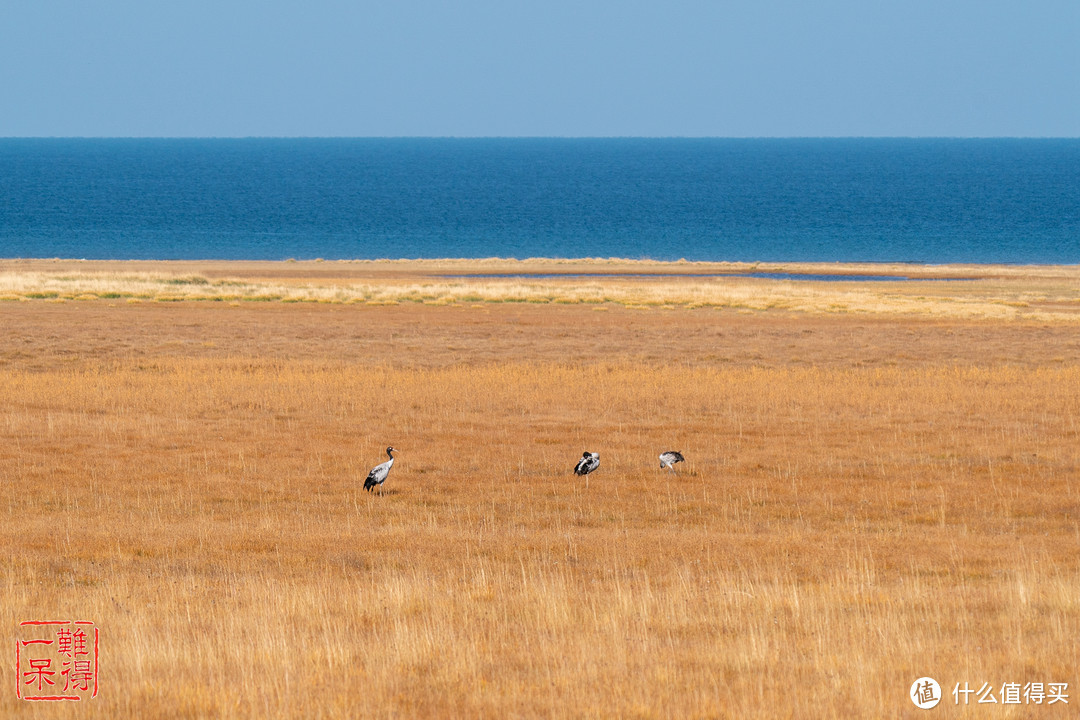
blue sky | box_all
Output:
[2,0,1077,137]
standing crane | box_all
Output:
[364,446,397,493]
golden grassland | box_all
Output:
[3,258,1080,321]
[3,262,1080,718]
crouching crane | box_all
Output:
[574,451,600,478]
[659,450,685,472]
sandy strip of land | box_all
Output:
[2,258,1080,321]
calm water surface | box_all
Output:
[1,138,1077,262]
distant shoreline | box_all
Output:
[4,256,1078,276]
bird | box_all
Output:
[364,446,397,493]
[574,451,600,477]
[659,450,685,472]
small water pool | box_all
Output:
[441,272,972,282]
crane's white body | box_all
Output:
[364,447,396,492]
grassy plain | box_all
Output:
[2,260,1080,718]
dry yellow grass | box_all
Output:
[3,264,1080,718]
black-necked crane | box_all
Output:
[659,450,685,472]
[574,451,600,478]
[364,446,397,493]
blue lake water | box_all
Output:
[1,138,1077,263]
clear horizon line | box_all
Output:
[2,134,1079,141]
